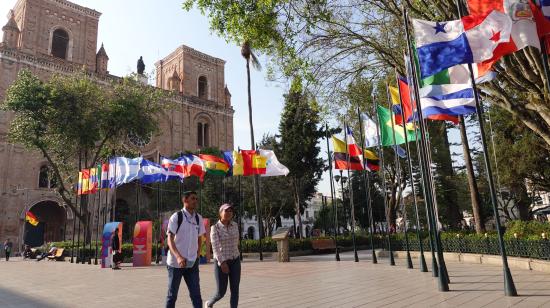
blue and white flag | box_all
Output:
[413,11,512,78]
[139,159,169,184]
[419,84,475,118]
[361,114,379,147]
[393,145,407,159]
[108,157,142,187]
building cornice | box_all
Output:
[44,0,101,19]
[155,44,226,67]
[0,47,234,117]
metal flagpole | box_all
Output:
[385,83,413,269]
[403,7,449,291]
[156,152,161,264]
[325,124,340,261]
[82,151,89,265]
[71,150,82,263]
[343,121,359,262]
[94,164,102,265]
[394,68,428,272]
[238,174,243,261]
[372,101,395,266]
[356,108,378,264]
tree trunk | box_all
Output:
[459,116,485,233]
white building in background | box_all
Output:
[241,193,325,239]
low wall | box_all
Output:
[376,250,550,273]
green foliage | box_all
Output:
[505,220,550,240]
[1,69,165,223]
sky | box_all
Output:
[0,0,338,195]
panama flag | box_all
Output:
[413,10,513,78]
[467,0,540,62]
[419,84,476,118]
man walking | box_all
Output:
[166,191,206,308]
[3,239,13,261]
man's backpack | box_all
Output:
[176,210,200,234]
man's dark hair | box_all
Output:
[182,191,197,199]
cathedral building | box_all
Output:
[0,0,234,250]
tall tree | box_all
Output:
[278,79,325,238]
[2,69,164,232]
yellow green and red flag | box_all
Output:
[25,211,39,226]
[199,154,230,176]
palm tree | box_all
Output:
[241,41,264,260]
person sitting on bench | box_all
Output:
[37,245,57,262]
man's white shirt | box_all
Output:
[166,208,206,268]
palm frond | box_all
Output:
[250,52,262,71]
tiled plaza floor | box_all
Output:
[1,250,550,307]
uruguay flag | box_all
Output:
[139,159,169,184]
[419,84,476,118]
[413,10,512,78]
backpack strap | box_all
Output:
[176,211,183,234]
[176,211,200,234]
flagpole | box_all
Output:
[343,120,359,262]
[403,7,449,291]
[112,152,118,222]
[238,174,243,261]
[355,109,378,264]
[71,150,82,263]
[155,152,161,264]
[325,124,340,261]
[83,151,90,265]
[394,68,428,272]
[372,100,395,266]
[540,35,550,95]
[94,164,102,265]
[385,83,413,269]
[88,174,96,265]
[455,0,517,296]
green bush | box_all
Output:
[505,220,550,240]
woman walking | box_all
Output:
[205,204,240,308]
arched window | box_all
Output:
[38,165,56,188]
[198,76,207,99]
[51,29,69,59]
[197,121,210,148]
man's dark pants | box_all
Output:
[166,259,202,308]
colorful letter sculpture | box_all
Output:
[100,222,123,268]
[133,221,152,267]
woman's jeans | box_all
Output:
[208,258,241,308]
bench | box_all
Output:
[47,248,65,261]
[311,239,336,251]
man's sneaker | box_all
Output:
[204,301,212,308]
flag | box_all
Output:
[161,155,206,181]
[419,84,476,118]
[109,157,142,188]
[346,126,363,157]
[377,105,418,146]
[533,0,550,38]
[78,169,91,195]
[420,63,495,87]
[240,150,267,175]
[393,145,407,158]
[100,163,109,189]
[260,149,290,177]
[405,54,460,124]
[331,136,363,170]
[413,11,513,78]
[222,151,234,176]
[467,0,540,62]
[231,151,244,176]
[362,114,379,147]
[199,154,230,176]
[364,149,380,171]
[89,167,98,194]
[139,159,169,184]
[25,211,39,226]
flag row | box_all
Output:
[76,150,289,195]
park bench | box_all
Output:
[47,248,65,261]
[311,239,336,252]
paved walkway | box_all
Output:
[1,251,550,307]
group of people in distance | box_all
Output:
[3,238,57,262]
[165,190,241,308]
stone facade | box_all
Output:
[0,0,234,250]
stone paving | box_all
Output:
[1,251,550,307]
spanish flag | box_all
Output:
[25,211,39,226]
[199,154,230,176]
[240,150,267,175]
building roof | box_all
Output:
[2,10,19,32]
[96,43,108,59]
